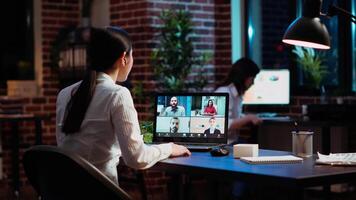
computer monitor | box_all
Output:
[243,69,290,105]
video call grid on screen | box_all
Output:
[243,69,290,105]
[154,93,229,140]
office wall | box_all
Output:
[109,0,228,120]
[0,0,80,191]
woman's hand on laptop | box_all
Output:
[170,143,191,157]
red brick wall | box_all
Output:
[40,0,80,137]
[0,0,80,188]
[110,0,220,121]
[214,1,232,83]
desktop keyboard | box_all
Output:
[256,113,290,121]
[256,112,277,118]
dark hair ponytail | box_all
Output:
[62,27,132,134]
[62,70,96,134]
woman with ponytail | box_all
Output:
[56,27,190,184]
[215,58,262,144]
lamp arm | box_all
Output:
[326,5,356,24]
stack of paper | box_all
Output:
[316,152,356,166]
[240,155,303,164]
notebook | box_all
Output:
[153,92,229,151]
[240,155,303,164]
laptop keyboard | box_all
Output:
[184,144,218,151]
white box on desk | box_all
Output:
[233,144,259,158]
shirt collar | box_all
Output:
[97,72,116,85]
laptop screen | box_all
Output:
[153,93,229,144]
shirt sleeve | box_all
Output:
[215,87,233,119]
[111,87,172,169]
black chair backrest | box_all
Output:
[23,145,132,200]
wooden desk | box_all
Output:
[153,149,356,199]
[0,114,45,197]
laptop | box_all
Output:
[153,92,229,151]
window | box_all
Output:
[0,1,34,87]
[319,0,339,87]
[352,0,356,92]
[244,0,294,76]
[235,0,354,95]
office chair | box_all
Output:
[22,145,132,200]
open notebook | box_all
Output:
[240,155,303,164]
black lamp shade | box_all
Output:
[282,17,331,49]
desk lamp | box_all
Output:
[282,0,356,49]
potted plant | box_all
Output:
[151,9,211,92]
[140,121,153,144]
[292,46,328,94]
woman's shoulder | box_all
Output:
[107,84,132,100]
[58,81,82,98]
[215,85,229,92]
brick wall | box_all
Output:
[214,1,232,83]
[110,0,220,121]
[0,0,80,190]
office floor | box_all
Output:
[0,180,143,200]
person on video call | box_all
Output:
[169,117,180,134]
[169,117,179,133]
[56,27,190,184]
[203,99,217,116]
[215,57,262,144]
[203,117,221,135]
[161,96,186,117]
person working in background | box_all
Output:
[56,27,190,184]
[215,57,262,199]
[160,96,186,117]
[203,99,217,116]
[215,57,262,144]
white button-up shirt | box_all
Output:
[215,83,243,121]
[56,72,172,183]
[215,83,243,143]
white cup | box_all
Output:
[292,131,313,158]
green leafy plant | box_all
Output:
[292,46,328,89]
[140,121,153,144]
[151,10,211,92]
